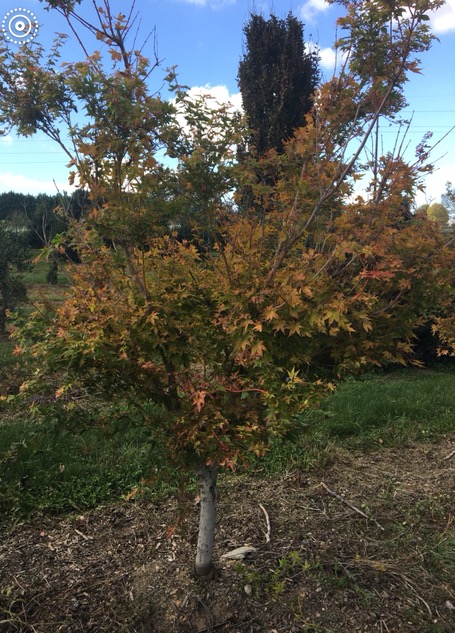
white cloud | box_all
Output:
[173,85,242,133]
[416,163,456,206]
[178,0,236,7]
[0,172,73,195]
[305,42,348,73]
[0,135,14,146]
[429,1,456,33]
[169,85,242,167]
[183,85,242,112]
[319,46,349,71]
[299,0,331,23]
[318,47,335,70]
[379,1,455,34]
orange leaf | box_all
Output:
[193,390,206,412]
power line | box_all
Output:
[0,161,68,165]
[0,151,68,155]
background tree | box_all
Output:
[238,12,319,156]
[426,202,449,227]
[0,191,68,247]
[0,190,79,283]
[0,0,452,580]
[237,12,320,215]
[0,223,30,335]
[0,192,36,227]
[416,200,450,228]
[441,181,455,224]
[413,184,455,363]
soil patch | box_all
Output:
[1,436,454,632]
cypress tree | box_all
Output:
[238,12,320,157]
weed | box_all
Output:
[292,601,333,633]
[236,550,313,599]
[298,624,331,633]
[354,585,378,608]
[0,584,27,630]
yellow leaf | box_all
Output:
[193,390,206,413]
[263,306,279,321]
[288,323,303,336]
[362,320,372,332]
[251,340,266,357]
[110,49,122,61]
[124,486,142,501]
[238,337,251,351]
[55,386,66,399]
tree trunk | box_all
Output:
[0,285,7,335]
[194,461,218,579]
[0,306,5,336]
[46,259,58,285]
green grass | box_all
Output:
[257,368,455,472]
[315,369,453,443]
[0,400,178,523]
[0,341,16,381]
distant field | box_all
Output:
[1,253,69,327]
[21,250,69,286]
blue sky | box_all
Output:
[0,0,455,206]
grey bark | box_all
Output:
[194,462,218,578]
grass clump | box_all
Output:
[261,368,454,472]
[0,400,177,523]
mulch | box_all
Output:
[1,436,454,632]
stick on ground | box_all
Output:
[259,503,271,543]
[320,482,384,531]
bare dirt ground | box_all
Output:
[0,436,454,633]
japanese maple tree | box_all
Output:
[0,0,453,578]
